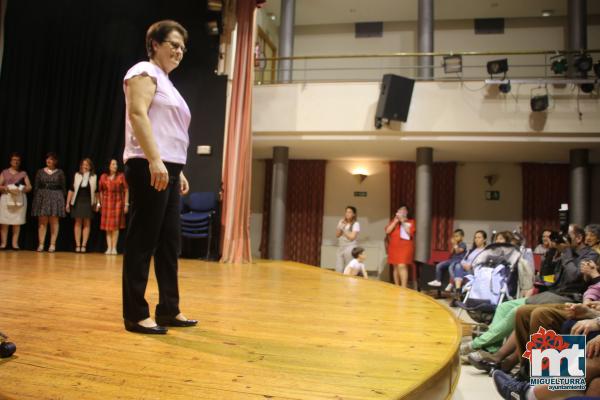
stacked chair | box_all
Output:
[180,192,217,259]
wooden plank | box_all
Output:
[0,252,460,399]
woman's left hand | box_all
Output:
[180,172,190,195]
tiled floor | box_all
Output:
[432,298,504,400]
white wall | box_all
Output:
[252,81,600,134]
[290,17,600,81]
[250,160,531,261]
[454,162,523,244]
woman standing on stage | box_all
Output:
[66,158,98,253]
[31,153,66,252]
[98,159,129,255]
[0,153,32,250]
[121,20,196,334]
[335,206,360,273]
[385,206,416,288]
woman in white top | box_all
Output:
[66,158,98,253]
[0,153,32,250]
[335,206,360,273]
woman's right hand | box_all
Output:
[149,159,169,191]
[65,204,70,213]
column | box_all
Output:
[418,0,434,80]
[277,0,295,83]
[569,149,589,227]
[415,147,433,263]
[567,0,587,77]
[268,146,289,259]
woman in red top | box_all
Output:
[385,206,416,287]
[98,159,129,254]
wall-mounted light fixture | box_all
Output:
[352,167,369,184]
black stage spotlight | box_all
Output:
[531,94,549,112]
[580,83,594,94]
[575,54,593,74]
[487,58,508,76]
[551,58,568,74]
[499,82,511,93]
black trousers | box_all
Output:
[122,158,183,322]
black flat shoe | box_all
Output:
[155,316,198,327]
[124,319,168,334]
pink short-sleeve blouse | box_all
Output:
[123,61,191,165]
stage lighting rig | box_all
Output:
[575,54,593,75]
[487,58,508,77]
[550,57,568,74]
[530,87,549,112]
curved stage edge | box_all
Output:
[0,252,461,400]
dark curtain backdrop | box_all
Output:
[259,160,327,266]
[522,163,570,248]
[0,0,226,252]
[389,161,456,253]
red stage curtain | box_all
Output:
[259,160,327,266]
[389,161,456,253]
[220,0,263,263]
[431,163,456,251]
[389,161,416,216]
[522,163,569,248]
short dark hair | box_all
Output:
[351,247,365,259]
[454,229,465,236]
[572,225,585,238]
[45,152,58,163]
[146,20,188,58]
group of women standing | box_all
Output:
[336,205,416,288]
[0,153,129,253]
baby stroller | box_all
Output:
[455,243,521,326]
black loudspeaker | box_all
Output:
[374,74,415,129]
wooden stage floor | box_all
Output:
[0,251,460,400]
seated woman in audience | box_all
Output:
[31,153,66,252]
[336,206,360,273]
[461,227,590,357]
[385,205,415,288]
[343,247,368,279]
[533,228,551,256]
[0,153,32,250]
[98,159,129,255]
[451,230,487,292]
[66,158,98,253]
[427,229,466,291]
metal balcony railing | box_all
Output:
[253,49,600,85]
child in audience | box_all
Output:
[428,229,467,291]
[344,247,368,279]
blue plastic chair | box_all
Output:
[180,192,217,259]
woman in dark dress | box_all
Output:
[66,158,98,252]
[31,153,66,252]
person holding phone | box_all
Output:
[385,206,416,287]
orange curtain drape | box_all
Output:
[220,0,263,263]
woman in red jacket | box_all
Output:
[385,206,416,288]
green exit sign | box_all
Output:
[354,191,368,197]
[485,190,500,201]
